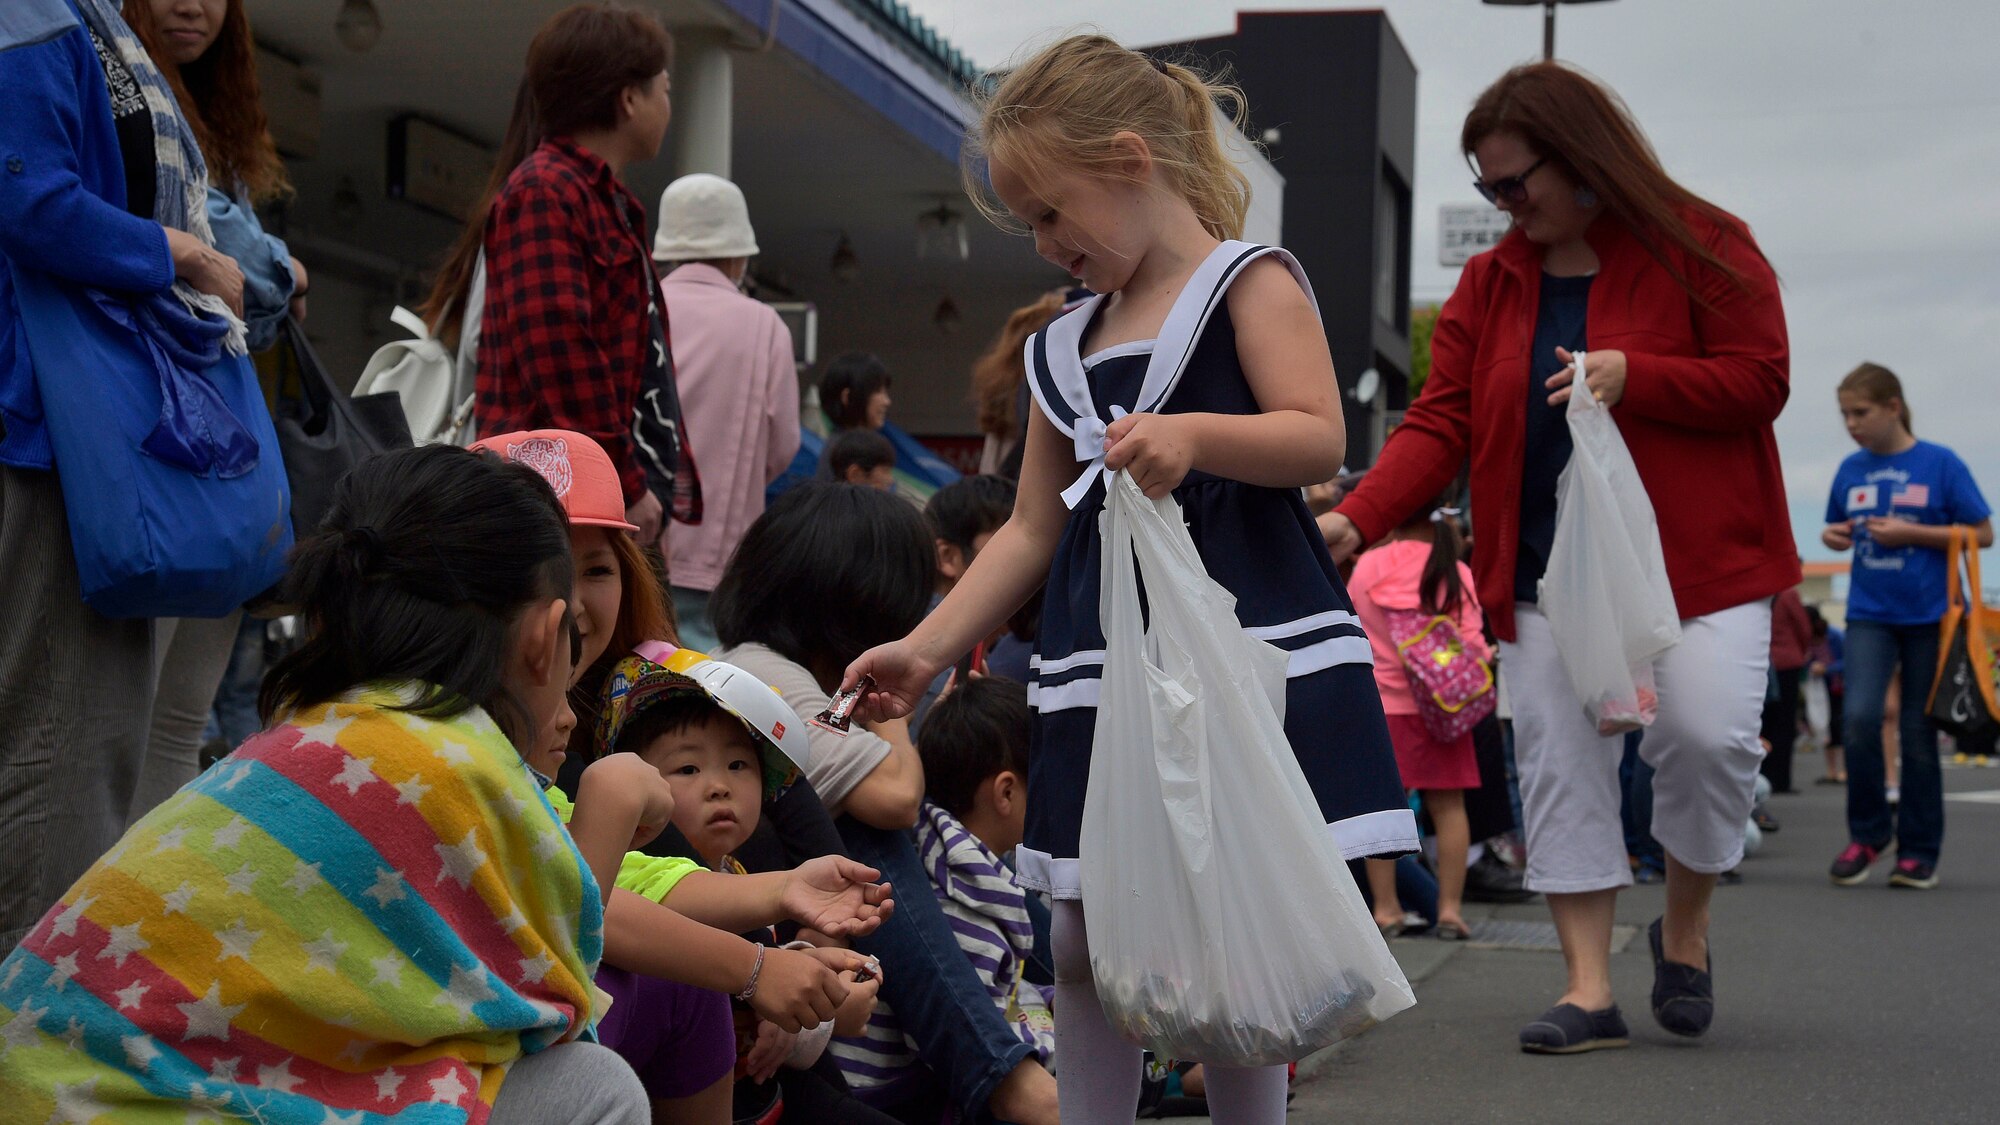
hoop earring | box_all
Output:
[1574,187,1600,208]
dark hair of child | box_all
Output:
[817,351,892,429]
[613,692,739,760]
[1805,603,1828,640]
[925,474,1017,551]
[1397,492,1468,619]
[825,427,896,479]
[259,445,574,751]
[916,676,1029,819]
[711,481,936,674]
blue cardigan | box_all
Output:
[0,0,174,470]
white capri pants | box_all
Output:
[1501,599,1771,894]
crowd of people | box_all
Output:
[0,1,1992,1123]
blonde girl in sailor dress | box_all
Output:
[841,36,1415,1125]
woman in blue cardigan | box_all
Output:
[0,0,268,946]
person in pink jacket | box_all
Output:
[1349,500,1493,940]
[653,173,801,648]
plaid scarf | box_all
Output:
[73,0,246,354]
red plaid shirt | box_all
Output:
[477,137,662,502]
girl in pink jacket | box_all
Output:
[1349,500,1493,941]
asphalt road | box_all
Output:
[1182,748,2000,1124]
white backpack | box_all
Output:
[355,254,484,446]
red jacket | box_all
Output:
[1769,587,1813,672]
[1338,210,1800,642]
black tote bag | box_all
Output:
[273,317,413,539]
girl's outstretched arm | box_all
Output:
[1103,256,1347,496]
[845,404,1075,716]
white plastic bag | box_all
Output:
[1079,471,1414,1067]
[1803,674,1831,748]
[1538,353,1682,734]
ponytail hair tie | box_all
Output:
[343,526,384,573]
[1149,55,1169,74]
[1429,507,1463,524]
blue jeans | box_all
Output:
[1843,621,1943,862]
[838,819,1033,1119]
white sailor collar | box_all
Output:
[1024,241,1321,508]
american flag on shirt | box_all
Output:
[1892,483,1931,507]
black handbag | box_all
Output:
[272,316,413,539]
[1927,528,2000,738]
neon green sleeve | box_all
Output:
[545,785,576,822]
[615,852,703,903]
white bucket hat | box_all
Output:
[653,173,760,261]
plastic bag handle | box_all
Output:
[1099,471,1148,658]
[1564,350,1594,418]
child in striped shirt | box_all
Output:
[834,675,1055,1108]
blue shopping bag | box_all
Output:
[16,276,292,618]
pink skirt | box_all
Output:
[1386,713,1480,791]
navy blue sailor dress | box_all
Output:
[1014,241,1418,900]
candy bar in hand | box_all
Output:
[811,675,874,736]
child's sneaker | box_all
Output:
[1888,858,1938,889]
[1829,843,1880,886]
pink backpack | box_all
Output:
[1384,609,1496,742]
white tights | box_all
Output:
[1049,901,1289,1124]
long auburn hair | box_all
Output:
[122,0,290,202]
[972,290,1066,440]
[419,3,673,345]
[1462,62,1764,303]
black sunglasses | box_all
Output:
[1473,156,1547,205]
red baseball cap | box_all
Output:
[470,429,640,531]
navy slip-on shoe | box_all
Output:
[1649,916,1714,1038]
[1519,1003,1630,1054]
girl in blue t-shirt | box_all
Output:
[1822,363,1992,890]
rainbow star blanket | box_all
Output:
[0,685,604,1122]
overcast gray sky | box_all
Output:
[903,0,2000,572]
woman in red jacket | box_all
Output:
[1323,63,1797,1053]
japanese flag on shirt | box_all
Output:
[1846,484,1880,515]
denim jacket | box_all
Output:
[205,187,294,353]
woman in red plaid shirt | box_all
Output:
[423,3,695,545]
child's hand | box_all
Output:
[745,945,848,1032]
[1821,521,1854,552]
[832,967,883,1037]
[742,1019,796,1085]
[1862,515,1921,548]
[1103,412,1196,498]
[843,641,943,723]
[578,753,677,849]
[780,856,895,938]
